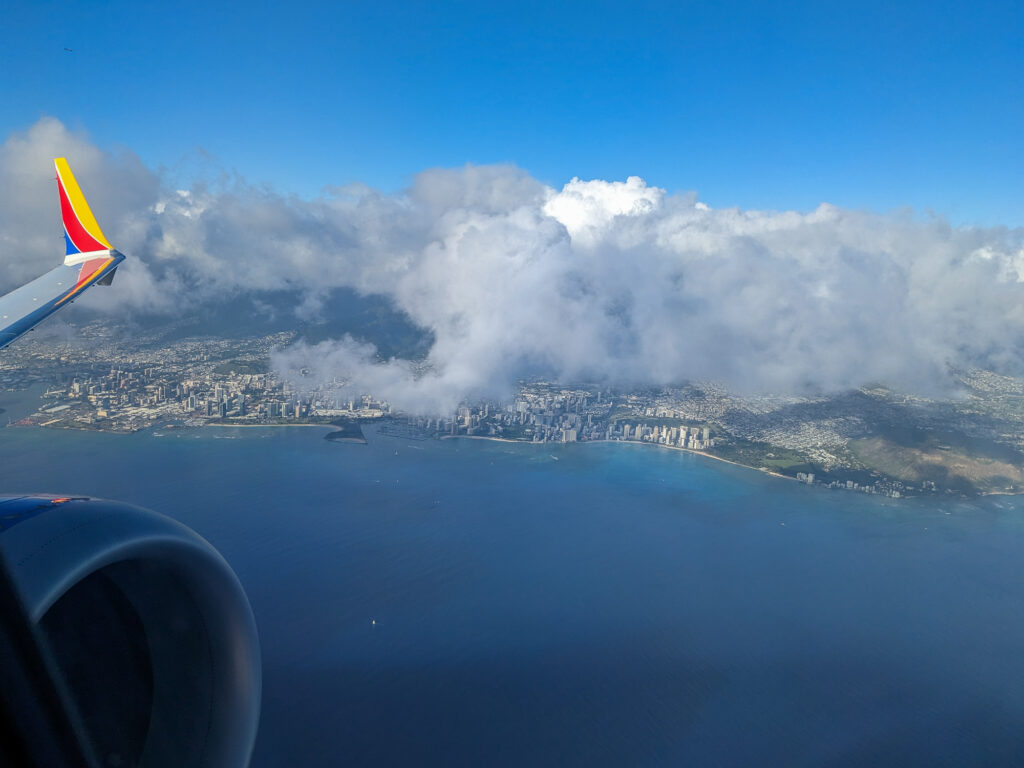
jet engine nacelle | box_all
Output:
[0,495,261,767]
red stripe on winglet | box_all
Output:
[58,175,107,253]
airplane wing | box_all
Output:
[0,159,125,349]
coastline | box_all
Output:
[204,422,335,429]
[443,433,799,483]
[596,438,801,483]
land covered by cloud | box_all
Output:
[2,118,1023,413]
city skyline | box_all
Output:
[4,320,1021,499]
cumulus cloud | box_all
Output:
[3,118,1024,412]
[542,175,665,245]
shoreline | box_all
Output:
[11,407,1016,498]
[443,433,799,483]
[441,434,1017,498]
[594,438,801,483]
[203,422,336,429]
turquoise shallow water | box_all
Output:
[1,392,1023,766]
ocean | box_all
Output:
[1,390,1023,766]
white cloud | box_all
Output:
[542,175,665,245]
[3,118,1024,412]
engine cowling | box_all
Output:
[0,495,261,768]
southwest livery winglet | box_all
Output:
[0,159,125,349]
[56,157,113,258]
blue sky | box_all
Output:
[3,0,1022,225]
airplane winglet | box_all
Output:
[55,158,113,265]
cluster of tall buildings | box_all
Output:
[413,388,718,451]
[610,423,714,449]
[47,365,330,428]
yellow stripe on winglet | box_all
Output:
[54,157,112,249]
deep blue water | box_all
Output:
[1,391,1024,766]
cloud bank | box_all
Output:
[3,118,1024,412]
